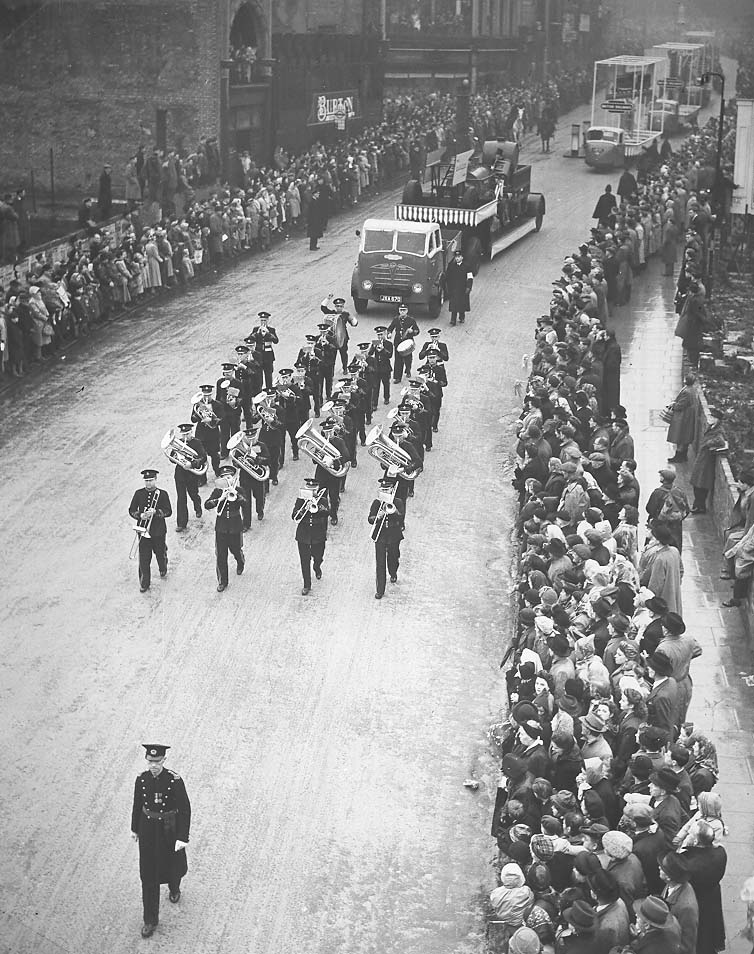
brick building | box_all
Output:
[0,0,384,196]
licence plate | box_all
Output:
[379,295,403,302]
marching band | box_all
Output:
[128,299,450,598]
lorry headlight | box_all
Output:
[412,282,423,294]
[362,279,373,290]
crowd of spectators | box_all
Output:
[486,108,740,954]
[0,66,590,379]
[387,0,472,36]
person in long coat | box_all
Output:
[661,218,680,277]
[666,374,697,462]
[602,331,622,411]
[307,183,326,251]
[143,233,163,290]
[640,523,683,615]
[689,408,727,513]
[683,823,727,954]
[446,248,473,325]
[98,164,113,220]
[675,280,707,367]
[124,157,142,208]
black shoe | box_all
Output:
[302,587,311,595]
[140,585,150,593]
[169,890,181,903]
[351,459,358,468]
[689,507,706,515]
[141,923,157,938]
[375,592,383,600]
[257,512,264,521]
[432,426,438,433]
[407,489,414,498]
[236,559,245,575]
[272,478,278,486]
[176,526,187,533]
[159,569,168,578]
[384,398,390,405]
[459,317,465,323]
[390,576,398,584]
[293,455,299,461]
[242,524,251,532]
[195,510,203,519]
[217,582,227,592]
[450,320,456,326]
[722,598,741,607]
[315,567,322,580]
[425,445,432,452]
[330,515,338,525]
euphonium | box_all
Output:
[295,419,350,478]
[191,392,220,427]
[227,431,270,482]
[365,424,422,480]
[161,428,209,476]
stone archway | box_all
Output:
[228,0,269,60]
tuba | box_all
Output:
[161,428,209,476]
[295,419,350,478]
[227,431,270,482]
[365,424,422,480]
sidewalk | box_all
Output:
[615,256,754,953]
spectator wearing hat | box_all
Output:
[589,867,630,948]
[673,790,726,849]
[507,925,542,954]
[682,822,727,954]
[489,862,534,932]
[646,651,680,741]
[549,730,583,795]
[659,852,698,954]
[636,594,668,657]
[622,803,666,896]
[666,373,697,463]
[602,613,631,673]
[613,688,647,777]
[603,829,646,910]
[640,524,682,616]
[645,468,690,553]
[655,614,700,724]
[548,632,575,704]
[648,769,685,846]
[559,900,602,954]
[513,719,550,779]
[492,753,534,840]
[689,407,728,514]
[630,896,682,953]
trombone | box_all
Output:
[217,473,240,517]
[293,487,327,523]
[129,488,159,560]
[370,484,398,542]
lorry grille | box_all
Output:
[371,262,415,293]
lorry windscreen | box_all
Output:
[395,232,427,255]
[363,229,394,252]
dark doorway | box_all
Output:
[230,2,258,48]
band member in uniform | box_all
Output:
[347,360,370,442]
[292,364,314,429]
[446,248,474,325]
[129,469,172,592]
[191,384,223,476]
[355,341,377,424]
[238,341,265,414]
[314,320,338,404]
[204,464,247,591]
[292,477,331,595]
[368,326,393,408]
[131,744,191,939]
[237,425,269,528]
[173,423,207,531]
[315,417,348,525]
[388,421,422,500]
[275,368,301,466]
[418,327,450,363]
[387,302,419,383]
[216,374,243,456]
[417,353,447,432]
[405,379,433,451]
[296,334,322,416]
[322,295,358,372]
[259,399,283,485]
[368,476,406,600]
[248,311,278,390]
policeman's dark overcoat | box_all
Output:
[131,768,191,884]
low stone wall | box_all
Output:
[689,388,754,634]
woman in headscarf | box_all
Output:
[489,862,535,936]
[673,791,727,849]
[681,732,719,795]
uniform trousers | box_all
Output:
[351,408,367,445]
[338,342,349,372]
[142,876,181,926]
[309,375,322,415]
[260,359,274,391]
[393,352,412,383]
[319,365,334,402]
[215,530,244,585]
[297,540,325,589]
[175,471,202,528]
[372,373,391,407]
[375,539,401,596]
[138,535,167,588]
[322,475,340,518]
[281,422,299,462]
[240,477,266,527]
[431,403,442,430]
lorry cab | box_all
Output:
[651,98,680,135]
[351,218,449,317]
[584,126,626,170]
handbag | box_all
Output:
[659,404,675,424]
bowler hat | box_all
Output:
[660,851,690,882]
[648,651,674,677]
[650,767,680,793]
[662,612,686,635]
[633,896,671,929]
[563,900,598,932]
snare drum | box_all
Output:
[396,338,416,356]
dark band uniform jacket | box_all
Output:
[128,488,172,534]
[368,496,406,542]
[387,314,420,345]
[368,338,394,371]
[249,324,279,360]
[418,340,449,362]
[131,768,191,884]
[293,497,330,544]
[314,433,349,484]
[204,484,248,532]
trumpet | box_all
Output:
[129,488,159,559]
[370,484,398,541]
[227,431,270,481]
[161,428,209,476]
[295,419,350,478]
[365,424,422,480]
[293,487,327,522]
[217,473,240,517]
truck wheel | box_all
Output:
[535,209,544,232]
[353,297,368,314]
[402,180,423,204]
[428,293,443,320]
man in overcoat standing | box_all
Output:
[131,744,191,938]
[445,248,473,326]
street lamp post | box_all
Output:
[697,70,726,299]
